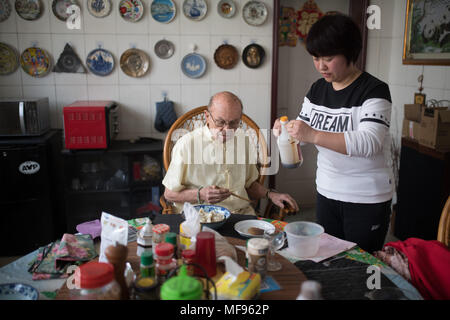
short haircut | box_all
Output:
[306,13,362,65]
[208,91,243,112]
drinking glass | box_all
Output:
[264,228,285,272]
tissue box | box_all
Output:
[212,271,261,300]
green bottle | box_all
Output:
[140,251,155,278]
[160,265,203,300]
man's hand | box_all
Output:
[200,185,231,204]
[268,191,299,212]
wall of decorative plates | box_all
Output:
[0,0,273,140]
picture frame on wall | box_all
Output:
[402,0,450,65]
[414,92,426,105]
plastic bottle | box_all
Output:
[155,242,177,284]
[140,251,155,278]
[160,265,203,300]
[278,116,303,168]
[137,221,153,257]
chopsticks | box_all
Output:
[230,192,254,203]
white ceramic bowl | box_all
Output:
[285,221,324,258]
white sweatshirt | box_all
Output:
[297,72,394,204]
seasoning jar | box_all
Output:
[71,261,121,300]
[247,238,269,280]
[155,242,177,284]
[160,265,203,300]
[133,276,159,300]
[181,249,196,276]
[137,222,153,257]
[165,232,178,259]
[140,251,155,278]
[152,224,170,256]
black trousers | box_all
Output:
[316,192,392,254]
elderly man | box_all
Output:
[162,91,298,215]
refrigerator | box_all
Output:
[0,129,64,256]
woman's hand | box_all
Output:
[268,192,299,212]
[286,120,316,143]
[200,185,231,204]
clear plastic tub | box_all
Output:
[284,221,324,258]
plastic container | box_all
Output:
[155,242,177,283]
[182,249,196,276]
[133,276,159,300]
[140,251,155,278]
[278,116,303,168]
[160,265,204,300]
[284,221,324,258]
[137,221,153,257]
[152,224,170,256]
[247,238,269,279]
[71,261,121,300]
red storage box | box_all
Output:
[63,100,119,150]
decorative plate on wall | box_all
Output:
[52,0,78,21]
[0,42,19,75]
[214,44,238,70]
[151,0,176,23]
[181,52,206,78]
[53,43,86,73]
[120,48,150,78]
[119,0,144,22]
[15,0,42,21]
[242,43,265,69]
[86,48,115,76]
[182,0,207,21]
[20,47,51,77]
[87,0,112,18]
[0,0,12,23]
[154,39,174,59]
[217,0,236,19]
[242,0,267,26]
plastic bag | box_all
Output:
[202,226,237,262]
[99,212,128,263]
[179,202,202,251]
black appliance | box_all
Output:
[0,129,65,256]
[0,97,50,137]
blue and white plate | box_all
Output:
[181,52,206,79]
[86,48,115,76]
[0,0,12,23]
[182,0,207,21]
[0,283,39,300]
[87,0,111,18]
[151,0,176,23]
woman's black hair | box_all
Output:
[306,13,362,65]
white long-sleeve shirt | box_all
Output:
[297,71,394,204]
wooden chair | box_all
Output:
[437,195,450,247]
[159,106,295,220]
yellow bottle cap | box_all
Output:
[280,116,288,122]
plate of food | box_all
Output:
[194,204,230,230]
[234,219,275,238]
[0,283,39,300]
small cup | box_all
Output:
[195,231,216,278]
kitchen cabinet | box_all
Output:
[61,139,164,233]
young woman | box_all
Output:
[274,14,393,253]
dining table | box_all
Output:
[0,213,423,301]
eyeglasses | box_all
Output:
[207,111,241,129]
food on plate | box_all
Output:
[198,208,225,223]
[247,227,264,235]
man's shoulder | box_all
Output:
[172,126,205,146]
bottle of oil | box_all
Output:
[278,116,303,168]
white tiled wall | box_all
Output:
[0,0,273,140]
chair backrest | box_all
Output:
[437,195,450,247]
[163,106,268,186]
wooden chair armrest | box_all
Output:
[160,195,176,214]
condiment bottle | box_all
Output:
[105,244,129,300]
[137,221,153,257]
[155,242,177,284]
[152,224,170,256]
[160,265,203,300]
[165,232,179,259]
[71,261,121,300]
[182,249,196,276]
[140,251,155,278]
[133,276,159,300]
[278,116,303,168]
[247,238,269,280]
